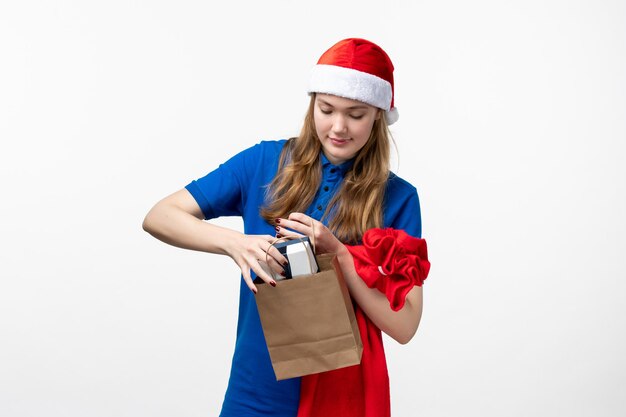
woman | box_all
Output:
[143,38,423,417]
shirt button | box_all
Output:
[323,186,329,192]
[317,205,323,211]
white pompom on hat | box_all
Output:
[308,38,399,125]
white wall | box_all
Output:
[1,1,625,416]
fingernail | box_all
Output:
[270,281,277,287]
[275,226,280,232]
[275,218,281,224]
[252,288,257,294]
[280,271,286,277]
[276,233,282,238]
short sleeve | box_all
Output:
[185,143,261,220]
[383,174,422,239]
[390,191,422,238]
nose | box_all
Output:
[331,114,348,134]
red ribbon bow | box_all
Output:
[347,228,431,311]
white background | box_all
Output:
[1,1,625,416]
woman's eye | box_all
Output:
[350,114,364,120]
[320,109,332,115]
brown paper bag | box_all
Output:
[255,253,363,380]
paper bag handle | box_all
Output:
[309,220,316,254]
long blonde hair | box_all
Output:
[260,95,391,243]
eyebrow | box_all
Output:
[317,99,369,110]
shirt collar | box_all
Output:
[320,152,355,176]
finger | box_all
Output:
[255,242,286,276]
[250,260,278,287]
[287,213,327,241]
[264,257,286,277]
[274,225,305,240]
[266,244,288,264]
[260,236,289,266]
[258,240,287,278]
[247,240,281,284]
[287,212,311,223]
[240,267,259,294]
[264,247,288,275]
[276,217,311,236]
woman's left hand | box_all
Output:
[275,212,345,255]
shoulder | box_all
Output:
[255,139,289,153]
[234,139,288,161]
[218,139,288,172]
[386,171,419,198]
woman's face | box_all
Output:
[313,94,380,165]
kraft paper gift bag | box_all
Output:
[255,253,363,381]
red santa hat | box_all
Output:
[308,38,399,125]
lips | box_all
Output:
[329,137,350,146]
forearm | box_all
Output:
[143,199,241,256]
[336,245,423,344]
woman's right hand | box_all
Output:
[225,234,288,294]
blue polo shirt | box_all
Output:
[186,139,421,417]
